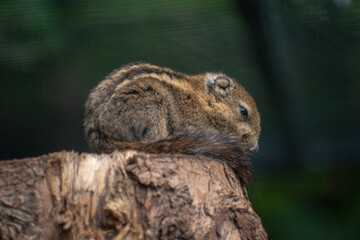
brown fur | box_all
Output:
[84,63,261,184]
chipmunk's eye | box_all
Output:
[240,106,248,121]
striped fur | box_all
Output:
[84,63,261,184]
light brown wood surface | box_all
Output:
[0,151,267,240]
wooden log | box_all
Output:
[0,151,267,240]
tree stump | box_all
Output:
[0,151,267,240]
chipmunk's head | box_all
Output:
[205,73,261,152]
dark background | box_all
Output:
[1,0,359,239]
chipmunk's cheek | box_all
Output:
[241,134,250,142]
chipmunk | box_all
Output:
[84,63,260,184]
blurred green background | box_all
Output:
[1,0,359,239]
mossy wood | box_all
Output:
[0,151,267,240]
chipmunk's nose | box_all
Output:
[249,142,259,152]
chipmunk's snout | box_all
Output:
[249,142,259,152]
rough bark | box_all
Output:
[0,151,267,240]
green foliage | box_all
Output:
[250,165,360,240]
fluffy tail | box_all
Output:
[103,130,252,184]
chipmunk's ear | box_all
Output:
[205,73,235,101]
